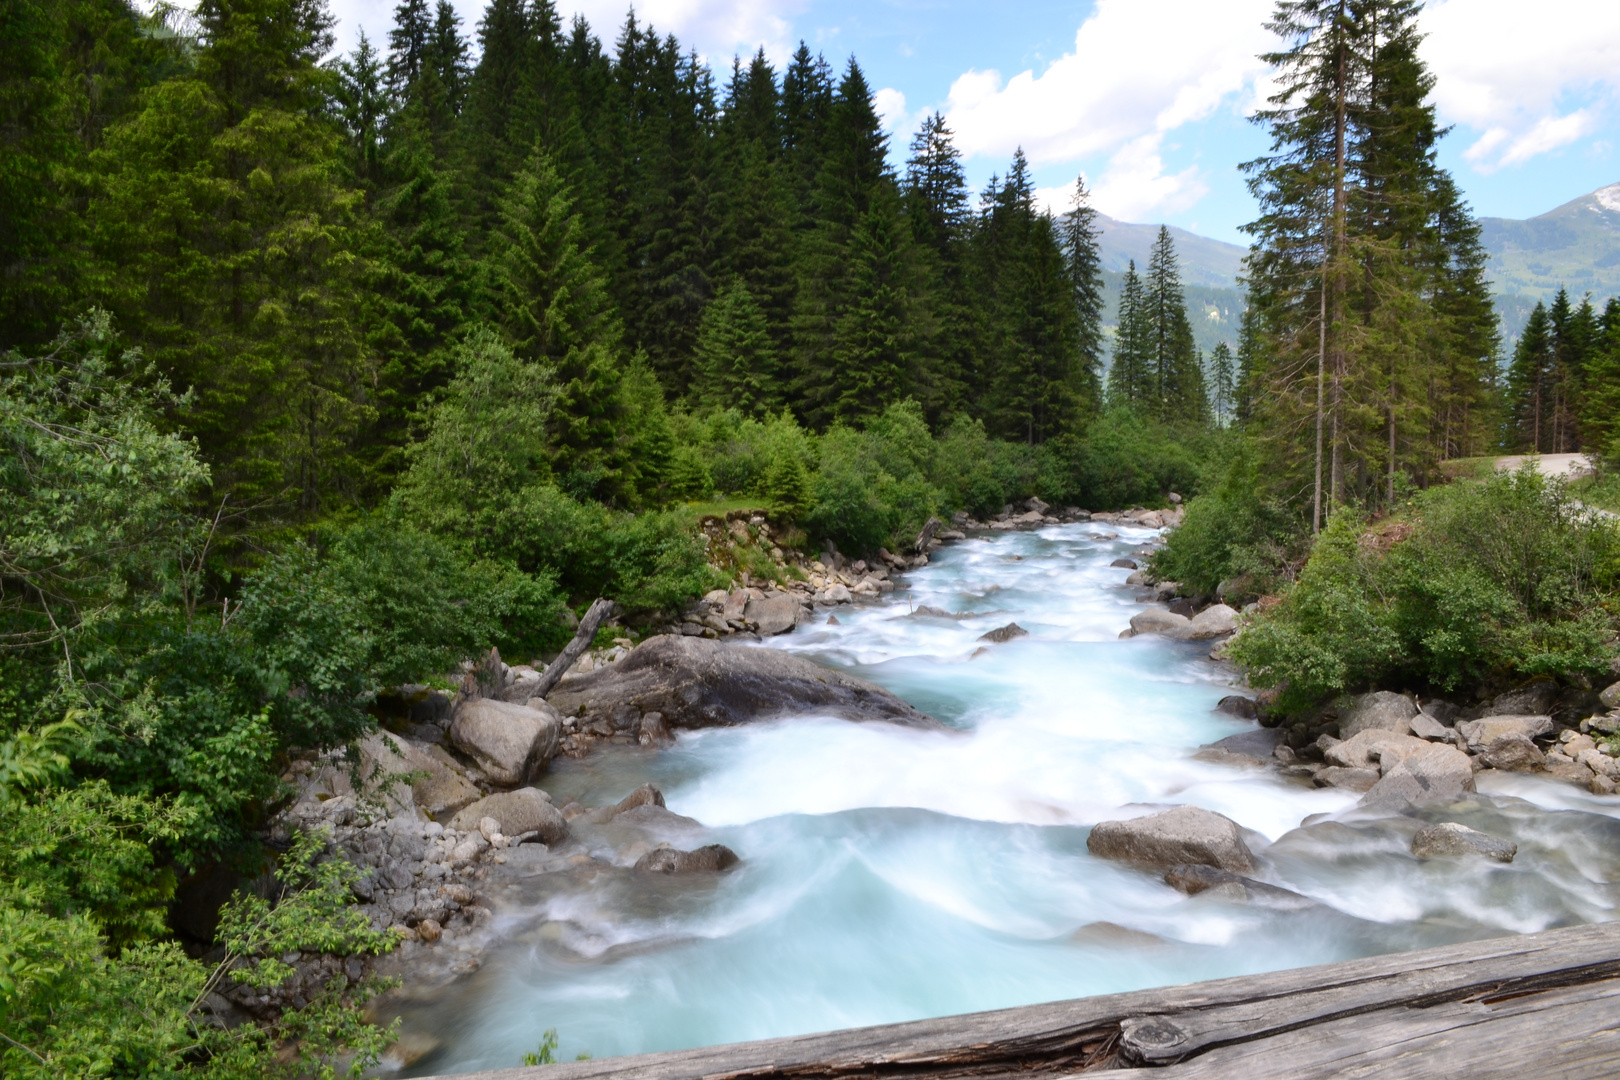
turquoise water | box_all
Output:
[393,523,1620,1075]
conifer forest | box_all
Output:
[2,0,1619,1076]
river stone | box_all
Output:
[1600,682,1620,711]
[1324,729,1429,771]
[1359,743,1475,808]
[1112,558,1138,569]
[356,734,482,819]
[546,635,944,732]
[638,711,673,747]
[1409,711,1454,741]
[449,697,562,787]
[978,622,1028,643]
[744,596,802,636]
[1130,609,1191,636]
[1164,864,1317,910]
[1410,822,1517,862]
[1482,678,1559,717]
[449,789,567,845]
[1456,714,1553,752]
[1175,604,1239,640]
[1339,691,1417,739]
[1482,732,1546,772]
[1198,728,1285,763]
[822,584,852,603]
[1125,570,1148,586]
[1216,696,1259,720]
[634,844,739,873]
[1316,766,1381,792]
[1087,806,1255,874]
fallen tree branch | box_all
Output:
[533,598,615,699]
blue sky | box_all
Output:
[326,0,1620,244]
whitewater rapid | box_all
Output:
[393,522,1620,1076]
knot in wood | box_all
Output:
[1120,1015,1189,1060]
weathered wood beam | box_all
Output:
[421,922,1620,1080]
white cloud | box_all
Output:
[873,87,910,135]
[940,0,1273,220]
[1422,0,1620,172]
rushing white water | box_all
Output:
[391,523,1620,1076]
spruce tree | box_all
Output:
[1060,176,1107,417]
[1503,302,1555,453]
[902,113,972,419]
[485,148,627,496]
[694,280,779,416]
[1108,261,1153,409]
[1578,298,1620,459]
[1210,342,1237,425]
[1145,226,1206,422]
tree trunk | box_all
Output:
[534,598,616,699]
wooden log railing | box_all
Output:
[425,920,1620,1080]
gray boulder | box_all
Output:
[1481,732,1546,772]
[1215,696,1258,720]
[634,844,740,873]
[1316,766,1381,792]
[546,635,944,732]
[1324,729,1429,771]
[1482,679,1559,718]
[1111,558,1138,569]
[450,788,567,845]
[1129,609,1190,636]
[1340,691,1417,739]
[1409,711,1454,741]
[449,697,562,786]
[745,596,803,637]
[1198,728,1285,763]
[1087,806,1255,874]
[1175,604,1238,640]
[1456,714,1553,753]
[584,783,666,824]
[1410,822,1517,863]
[356,733,482,819]
[1164,864,1317,910]
[1360,743,1475,808]
[978,622,1029,643]
[1599,681,1620,711]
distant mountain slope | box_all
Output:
[1479,183,1620,301]
[1094,214,1247,290]
[1480,182,1620,340]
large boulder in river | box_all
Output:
[1360,743,1474,809]
[449,698,562,786]
[1174,604,1238,640]
[1410,822,1516,863]
[745,596,803,636]
[1339,691,1416,739]
[1129,609,1190,636]
[450,788,567,844]
[1324,729,1429,771]
[1481,732,1545,772]
[1087,806,1255,874]
[634,844,739,874]
[1482,678,1559,717]
[1456,714,1552,752]
[546,635,944,732]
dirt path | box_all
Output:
[1493,452,1594,479]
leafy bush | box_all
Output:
[1231,466,1620,712]
[1071,408,1205,509]
[1151,445,1306,597]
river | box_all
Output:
[392,521,1620,1075]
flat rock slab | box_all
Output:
[1197,728,1285,763]
[1360,743,1475,809]
[1087,805,1255,874]
[547,634,945,731]
[1411,822,1517,862]
[1325,728,1429,771]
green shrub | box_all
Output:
[1151,446,1306,597]
[1232,466,1620,712]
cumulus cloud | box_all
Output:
[940,0,1272,219]
[1422,0,1620,173]
[873,87,911,135]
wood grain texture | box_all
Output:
[419,921,1620,1080]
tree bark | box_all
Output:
[534,598,615,699]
